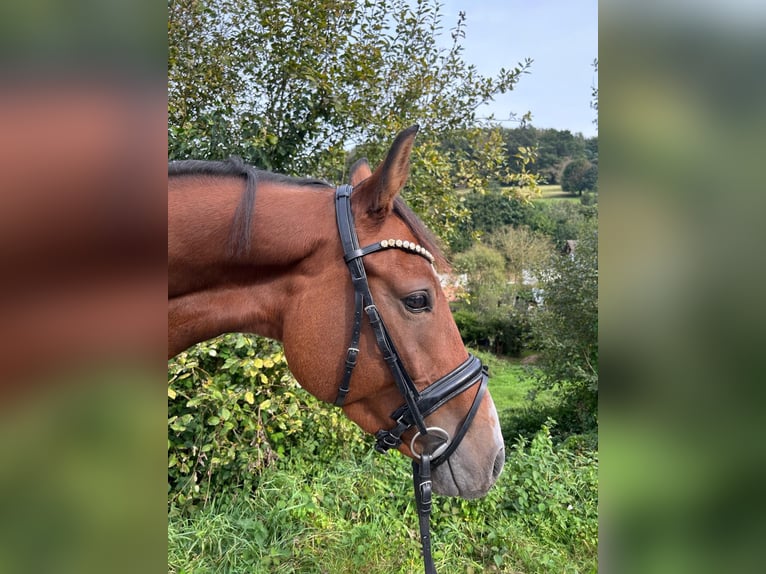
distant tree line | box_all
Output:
[500,126,598,187]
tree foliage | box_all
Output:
[561,158,597,195]
[591,57,598,127]
[487,225,554,287]
[168,0,534,242]
[451,230,551,356]
[452,244,507,310]
[452,186,597,252]
[500,126,596,184]
[530,219,598,428]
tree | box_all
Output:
[487,225,554,287]
[530,219,598,429]
[452,244,508,314]
[168,0,535,243]
[499,126,593,185]
[452,243,532,356]
[561,158,596,195]
[591,58,598,128]
[450,190,534,252]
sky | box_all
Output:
[440,0,598,137]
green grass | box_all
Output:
[470,348,554,413]
[169,445,597,574]
[536,184,578,201]
[168,349,598,573]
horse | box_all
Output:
[168,126,504,502]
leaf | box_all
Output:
[244,391,255,405]
[168,387,177,399]
[259,399,271,411]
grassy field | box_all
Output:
[471,349,554,413]
[537,184,586,202]
[169,446,597,574]
[492,183,578,202]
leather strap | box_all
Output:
[334,185,429,434]
[414,455,436,574]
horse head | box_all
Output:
[281,127,504,497]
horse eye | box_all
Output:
[403,291,431,313]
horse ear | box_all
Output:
[349,158,372,187]
[353,125,419,223]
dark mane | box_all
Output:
[168,158,445,267]
[392,196,448,270]
[168,157,331,257]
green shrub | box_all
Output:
[453,307,531,357]
[500,401,598,451]
[580,190,598,206]
[503,422,598,552]
[168,334,366,508]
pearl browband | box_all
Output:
[378,239,435,264]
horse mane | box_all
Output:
[168,158,446,268]
[169,157,331,257]
[392,197,448,270]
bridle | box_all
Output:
[334,184,490,574]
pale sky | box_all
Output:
[441,0,598,137]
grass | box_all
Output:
[168,351,597,573]
[470,348,555,414]
[536,185,578,201]
[169,445,598,574]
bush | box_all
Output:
[580,190,598,206]
[530,219,598,430]
[452,307,531,357]
[503,422,598,552]
[168,334,366,508]
[500,401,598,451]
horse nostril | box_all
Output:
[492,446,505,480]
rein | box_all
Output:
[334,185,489,574]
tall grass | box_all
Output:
[169,426,597,574]
[169,342,597,573]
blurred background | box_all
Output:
[0,1,167,573]
[600,1,766,572]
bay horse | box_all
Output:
[168,126,504,502]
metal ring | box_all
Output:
[410,427,451,460]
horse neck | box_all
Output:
[168,176,335,357]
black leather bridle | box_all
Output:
[334,184,490,574]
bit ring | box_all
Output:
[410,427,451,460]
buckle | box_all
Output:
[419,480,432,511]
[374,430,402,453]
[345,347,359,368]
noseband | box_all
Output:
[334,185,490,574]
